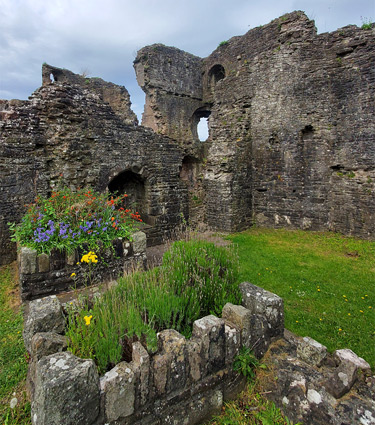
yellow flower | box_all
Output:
[296,320,299,323]
[317,289,321,292]
[71,273,76,277]
[360,310,364,313]
[319,318,323,321]
[84,315,93,326]
[339,328,342,331]
[348,313,351,316]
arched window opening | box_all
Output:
[197,117,209,142]
[50,73,56,83]
[192,108,211,142]
[208,64,226,88]
[108,170,149,224]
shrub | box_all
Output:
[8,187,142,255]
[66,239,241,374]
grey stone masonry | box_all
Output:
[19,233,147,301]
[297,336,327,366]
[25,283,375,425]
[32,352,100,425]
[239,282,284,338]
[23,295,65,353]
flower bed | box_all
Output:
[11,187,146,300]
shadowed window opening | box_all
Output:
[192,108,211,142]
[50,73,55,83]
[208,64,226,87]
[108,170,149,223]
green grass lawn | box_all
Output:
[1,227,374,425]
[0,264,30,425]
[228,228,375,368]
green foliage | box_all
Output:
[228,228,375,367]
[8,187,141,255]
[361,17,373,30]
[66,240,240,374]
[233,347,266,381]
[0,265,30,424]
[209,382,301,425]
[218,40,229,47]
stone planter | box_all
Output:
[23,282,375,425]
[24,282,285,425]
[18,231,147,301]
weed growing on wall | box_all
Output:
[66,240,241,374]
[8,187,142,255]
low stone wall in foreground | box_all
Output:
[23,282,375,425]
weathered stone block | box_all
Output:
[23,296,65,352]
[222,302,270,358]
[37,253,50,273]
[239,282,284,338]
[153,329,187,395]
[192,315,225,377]
[32,352,100,425]
[224,323,241,365]
[297,336,327,366]
[324,361,359,399]
[100,361,135,422]
[132,341,150,407]
[132,231,146,254]
[334,348,371,373]
[186,338,202,382]
[30,332,68,361]
[20,247,37,274]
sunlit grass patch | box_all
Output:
[228,228,375,367]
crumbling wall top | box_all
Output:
[42,63,138,126]
[134,44,203,98]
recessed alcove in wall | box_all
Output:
[108,170,148,223]
[192,108,211,142]
[208,64,226,88]
[180,156,200,188]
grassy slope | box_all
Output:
[0,264,30,425]
[228,228,375,367]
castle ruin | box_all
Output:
[1,11,374,265]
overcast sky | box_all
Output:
[1,0,374,120]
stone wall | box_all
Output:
[0,70,189,265]
[24,282,374,425]
[136,11,375,236]
[18,231,146,301]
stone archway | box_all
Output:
[108,170,149,223]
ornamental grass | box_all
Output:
[66,239,241,374]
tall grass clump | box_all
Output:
[66,240,240,374]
